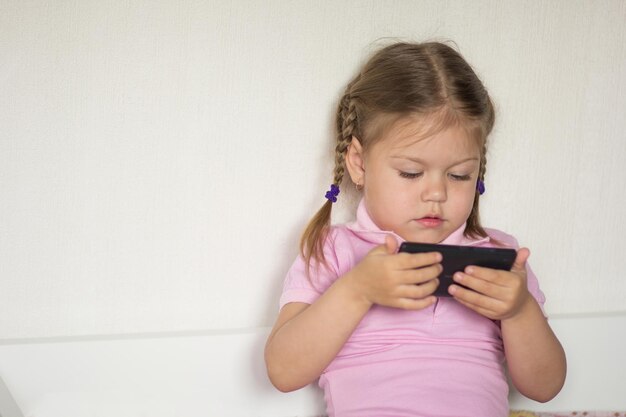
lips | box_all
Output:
[416,215,443,227]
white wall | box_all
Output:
[1,0,625,364]
[2,1,626,415]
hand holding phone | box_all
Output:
[398,242,516,297]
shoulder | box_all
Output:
[324,223,379,274]
[279,224,361,308]
[328,223,359,244]
[324,224,363,262]
[288,223,360,278]
[484,227,521,249]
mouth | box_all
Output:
[416,215,443,228]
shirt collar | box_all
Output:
[346,199,490,247]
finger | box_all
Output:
[462,248,530,283]
[394,295,438,311]
[453,271,507,296]
[462,265,506,284]
[511,247,530,274]
[399,264,442,284]
[398,279,439,299]
[368,235,401,257]
[396,251,442,270]
[368,239,395,257]
[448,284,502,314]
[384,235,399,255]
[452,294,498,319]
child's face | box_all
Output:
[350,117,481,243]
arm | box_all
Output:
[501,295,566,402]
[449,248,566,402]
[265,236,441,392]
[264,278,371,392]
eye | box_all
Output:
[449,173,472,181]
[399,171,423,179]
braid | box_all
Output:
[333,94,357,186]
[300,90,359,273]
[479,141,487,182]
[466,139,489,240]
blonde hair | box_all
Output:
[301,41,495,270]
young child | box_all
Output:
[265,41,566,417]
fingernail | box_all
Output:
[454,272,463,282]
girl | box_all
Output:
[265,41,566,417]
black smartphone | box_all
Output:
[398,242,517,297]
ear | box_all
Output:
[345,136,366,185]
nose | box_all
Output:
[421,176,447,202]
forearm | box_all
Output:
[264,271,372,392]
[501,298,567,402]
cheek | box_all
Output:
[369,170,399,193]
[453,184,477,208]
[463,192,477,215]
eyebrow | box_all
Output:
[390,156,480,165]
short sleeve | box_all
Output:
[524,260,546,313]
[486,228,547,315]
[279,231,342,310]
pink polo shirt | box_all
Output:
[279,201,545,417]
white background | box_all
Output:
[1,0,626,341]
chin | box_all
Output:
[403,233,442,244]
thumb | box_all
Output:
[384,234,399,254]
[369,234,399,256]
[511,247,530,273]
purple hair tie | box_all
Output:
[325,184,340,203]
[477,180,485,195]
